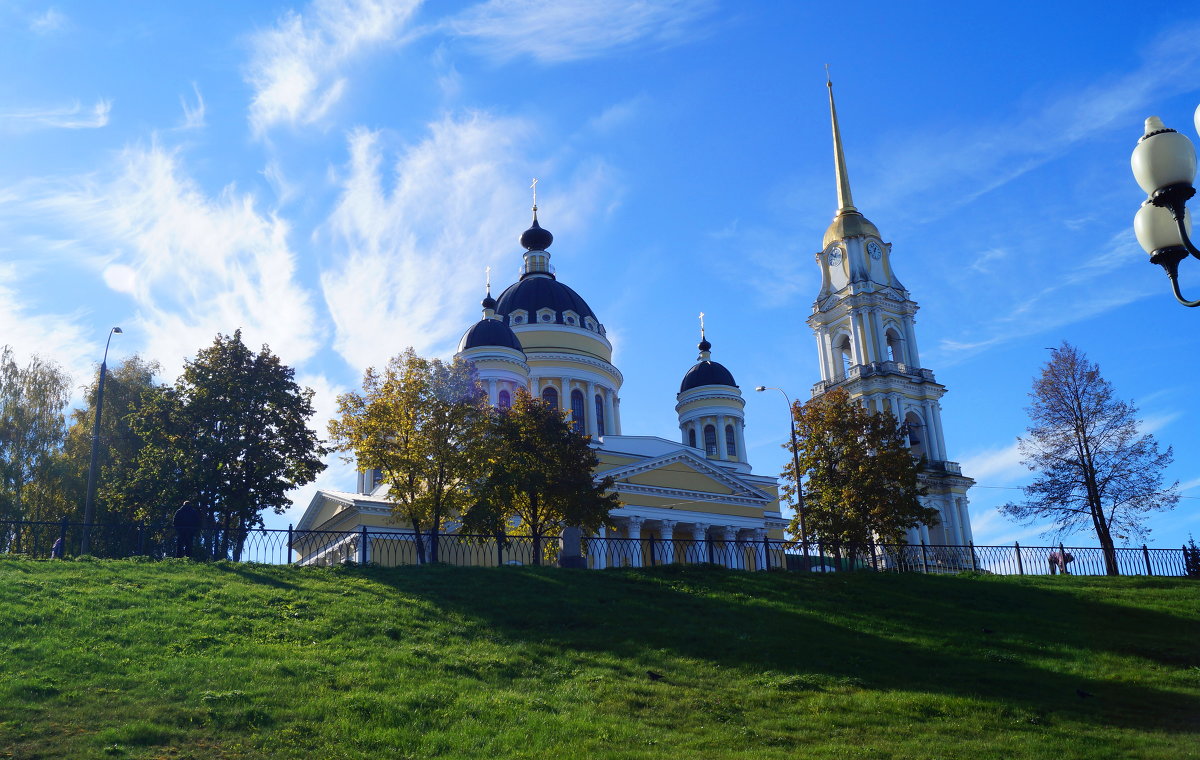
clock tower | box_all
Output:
[807,78,974,548]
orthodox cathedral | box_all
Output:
[295,81,973,564]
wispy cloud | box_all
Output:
[0,263,93,384]
[27,142,320,377]
[178,84,206,130]
[245,0,422,134]
[447,0,716,63]
[320,112,615,370]
[29,8,67,34]
[0,99,111,131]
[960,440,1025,484]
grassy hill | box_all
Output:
[1,558,1197,760]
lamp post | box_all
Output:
[1130,107,1200,307]
[81,326,122,555]
[755,385,809,565]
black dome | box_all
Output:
[520,216,553,251]
[495,277,597,325]
[459,318,524,352]
[680,361,737,392]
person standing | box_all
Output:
[173,501,202,558]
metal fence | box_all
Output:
[1,520,1195,578]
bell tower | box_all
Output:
[807,77,975,547]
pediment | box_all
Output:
[601,450,772,502]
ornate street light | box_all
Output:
[81,326,122,555]
[755,386,809,564]
[1131,108,1200,306]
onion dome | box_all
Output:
[495,277,597,324]
[680,336,737,392]
[459,318,524,353]
[519,211,554,251]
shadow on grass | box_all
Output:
[360,563,1200,734]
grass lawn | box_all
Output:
[0,558,1197,759]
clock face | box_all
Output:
[867,241,883,260]
[828,248,843,267]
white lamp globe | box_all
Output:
[1134,200,1193,255]
[1132,117,1197,196]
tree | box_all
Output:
[461,390,618,565]
[0,347,72,536]
[328,349,488,563]
[785,388,936,556]
[1002,342,1178,576]
[127,331,326,558]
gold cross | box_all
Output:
[530,177,538,209]
[699,311,706,338]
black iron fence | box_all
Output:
[1,520,1195,578]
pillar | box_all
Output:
[932,402,949,463]
[751,527,767,571]
[626,517,643,568]
[735,418,747,463]
[487,379,498,407]
[613,396,622,434]
[659,520,676,564]
[716,414,728,459]
[585,381,597,436]
[689,524,708,564]
[721,526,738,569]
[592,526,608,569]
[903,315,922,367]
[604,388,616,438]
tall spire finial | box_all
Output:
[530,177,538,214]
[485,265,492,293]
[699,311,706,339]
[697,311,711,360]
[826,67,857,215]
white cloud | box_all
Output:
[0,99,111,131]
[320,112,615,370]
[29,8,67,34]
[448,0,716,63]
[245,0,422,134]
[28,142,320,378]
[178,84,206,130]
[0,263,93,384]
[960,440,1025,484]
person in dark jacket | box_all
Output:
[173,501,202,558]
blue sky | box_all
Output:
[1,0,1197,547]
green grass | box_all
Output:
[0,558,1197,759]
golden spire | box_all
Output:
[827,65,856,215]
[821,68,880,248]
[530,177,539,215]
[699,311,706,340]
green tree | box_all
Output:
[785,388,936,556]
[462,390,618,565]
[0,346,72,536]
[328,349,488,563]
[127,331,326,558]
[1002,343,1178,576]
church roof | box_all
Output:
[679,360,737,392]
[458,317,525,352]
[494,276,597,324]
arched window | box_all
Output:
[725,424,737,458]
[688,428,697,448]
[570,389,585,434]
[541,386,558,408]
[497,389,511,410]
[835,334,853,377]
[703,425,717,456]
[886,328,904,364]
[904,411,926,459]
[595,394,605,437]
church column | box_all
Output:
[692,420,702,450]
[659,520,676,564]
[688,524,708,564]
[585,381,597,436]
[851,314,868,365]
[531,377,540,396]
[735,419,747,463]
[721,526,738,569]
[903,315,922,367]
[932,402,949,463]
[613,395,623,434]
[592,526,608,569]
[751,528,767,571]
[922,401,943,461]
[870,308,887,362]
[823,331,837,380]
[560,378,571,414]
[487,379,498,407]
[626,517,644,568]
[716,414,728,459]
[604,388,616,438]
[957,498,974,544]
[814,329,830,381]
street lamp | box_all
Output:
[1130,108,1200,307]
[81,326,122,555]
[755,385,809,563]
